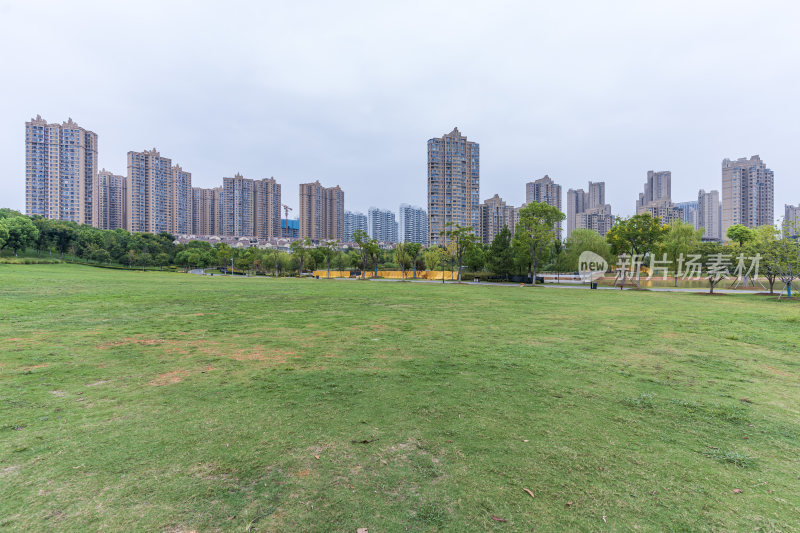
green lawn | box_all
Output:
[1,265,799,531]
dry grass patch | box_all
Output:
[149,370,189,386]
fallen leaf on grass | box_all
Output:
[565,501,573,507]
[602,515,607,523]
[733,488,743,494]
[491,515,507,522]
[522,488,535,499]
[314,455,320,460]
[351,438,378,444]
[740,398,752,403]
[357,529,369,533]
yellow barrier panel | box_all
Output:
[311,270,457,280]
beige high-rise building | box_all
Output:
[479,194,516,244]
[576,204,614,236]
[97,169,127,230]
[784,204,800,237]
[636,170,671,211]
[191,187,219,236]
[721,155,774,238]
[127,148,172,234]
[255,178,282,239]
[427,128,480,245]
[526,175,563,239]
[170,165,193,235]
[223,173,256,236]
[567,181,607,237]
[25,115,98,226]
[299,181,344,241]
[635,170,682,225]
[697,189,721,241]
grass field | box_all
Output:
[1,265,799,531]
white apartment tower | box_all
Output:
[398,204,428,245]
[368,207,398,243]
[697,189,721,241]
[25,116,98,226]
[344,211,368,242]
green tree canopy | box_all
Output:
[515,202,565,284]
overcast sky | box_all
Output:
[1,0,798,219]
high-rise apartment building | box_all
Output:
[566,181,607,238]
[635,170,681,225]
[344,211,368,242]
[526,175,563,239]
[697,190,721,241]
[398,204,428,245]
[636,170,671,211]
[479,194,516,244]
[299,181,344,241]
[127,149,172,234]
[368,208,398,243]
[97,169,127,230]
[675,201,699,228]
[576,204,615,237]
[254,178,281,239]
[170,165,193,235]
[427,128,480,245]
[784,204,800,237]
[223,173,255,236]
[721,155,774,237]
[192,187,214,235]
[25,116,98,226]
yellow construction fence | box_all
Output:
[311,270,458,280]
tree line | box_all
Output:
[1,205,798,295]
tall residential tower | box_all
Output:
[25,116,98,226]
[721,155,774,237]
[427,128,480,245]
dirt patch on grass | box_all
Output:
[98,337,165,349]
[86,380,109,387]
[228,349,295,363]
[19,364,48,371]
[149,370,189,386]
[763,365,794,378]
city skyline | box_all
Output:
[2,2,798,222]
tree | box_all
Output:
[289,238,311,275]
[0,220,8,251]
[487,226,514,280]
[403,242,422,279]
[662,221,702,286]
[30,217,52,257]
[726,224,756,247]
[319,240,337,278]
[606,214,668,287]
[515,202,565,285]
[50,222,77,259]
[464,242,485,274]
[424,247,448,283]
[353,230,378,279]
[562,229,612,273]
[775,221,800,298]
[394,242,411,280]
[214,243,233,270]
[441,223,480,282]
[750,225,780,293]
[0,217,39,256]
